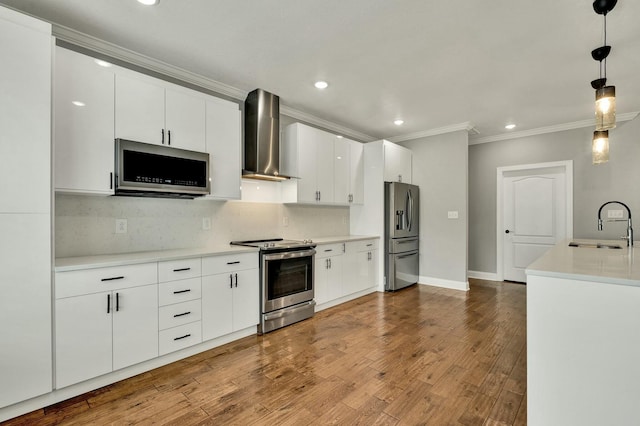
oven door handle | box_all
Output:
[263,300,316,321]
[262,249,316,261]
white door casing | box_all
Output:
[497,161,573,282]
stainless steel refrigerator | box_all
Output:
[384,182,419,291]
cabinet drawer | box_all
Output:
[202,252,258,276]
[355,239,379,252]
[315,243,344,258]
[56,263,157,299]
[159,322,202,356]
[158,277,201,306]
[158,258,201,283]
[159,299,201,330]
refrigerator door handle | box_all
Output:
[405,190,412,231]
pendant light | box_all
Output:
[592,130,610,164]
[591,0,617,131]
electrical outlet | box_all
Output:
[202,217,211,230]
[608,209,624,219]
[447,211,459,219]
[115,219,127,234]
[282,216,289,227]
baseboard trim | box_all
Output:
[468,270,499,281]
[419,276,469,291]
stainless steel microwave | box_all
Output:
[114,139,210,198]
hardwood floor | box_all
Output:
[4,279,526,425]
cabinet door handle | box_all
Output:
[161,128,165,144]
[115,292,120,312]
[328,258,332,269]
[325,259,329,269]
[226,261,240,265]
[318,191,321,201]
[168,129,171,145]
[173,289,191,294]
[107,294,111,314]
[174,334,191,341]
[229,274,233,288]
[398,174,402,182]
[234,273,238,288]
[173,311,191,318]
[173,267,191,272]
[110,172,113,190]
[342,243,345,253]
[101,276,124,282]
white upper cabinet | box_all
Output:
[349,140,364,204]
[334,137,351,204]
[115,73,165,145]
[115,72,206,152]
[164,85,206,152]
[282,123,363,206]
[383,141,412,184]
[205,98,242,200]
[55,47,115,195]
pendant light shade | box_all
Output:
[592,130,610,164]
[595,86,616,130]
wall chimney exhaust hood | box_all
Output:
[243,88,289,181]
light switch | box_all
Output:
[447,211,459,219]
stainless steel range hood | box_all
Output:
[243,89,289,181]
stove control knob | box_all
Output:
[269,242,276,247]
[263,243,269,248]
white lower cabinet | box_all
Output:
[315,239,378,306]
[201,253,259,341]
[315,243,344,304]
[55,283,158,388]
[54,264,159,389]
[344,240,379,295]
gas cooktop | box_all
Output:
[230,238,315,250]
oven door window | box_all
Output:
[266,256,312,300]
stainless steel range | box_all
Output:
[230,238,316,334]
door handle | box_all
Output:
[505,230,511,234]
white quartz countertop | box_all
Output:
[526,239,640,287]
[310,235,379,244]
[55,235,378,272]
[55,244,257,272]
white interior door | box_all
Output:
[503,169,567,282]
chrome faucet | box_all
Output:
[597,200,634,247]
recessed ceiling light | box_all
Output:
[94,59,112,67]
[505,123,516,130]
[394,119,404,126]
[314,81,328,89]
[137,0,159,5]
[72,101,86,107]
[336,135,343,139]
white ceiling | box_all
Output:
[2,0,640,142]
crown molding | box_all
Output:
[279,106,376,142]
[386,122,477,143]
[53,23,377,142]
[470,112,640,145]
[53,24,247,100]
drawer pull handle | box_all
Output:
[174,311,191,318]
[324,249,333,252]
[173,289,191,294]
[174,334,191,341]
[226,261,240,265]
[366,244,373,247]
[173,267,191,272]
[101,276,124,282]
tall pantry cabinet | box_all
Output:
[0,6,52,409]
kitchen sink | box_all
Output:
[568,242,622,249]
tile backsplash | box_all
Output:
[55,195,350,258]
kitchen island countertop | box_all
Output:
[525,238,640,287]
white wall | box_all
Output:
[55,195,349,258]
[400,131,469,288]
